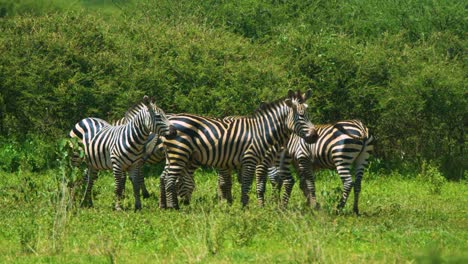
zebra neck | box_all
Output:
[252,103,289,146]
[126,112,151,144]
[315,125,331,137]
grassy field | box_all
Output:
[0,168,466,263]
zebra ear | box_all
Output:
[142,95,151,107]
[259,101,268,110]
[287,89,295,98]
[303,89,312,101]
[285,98,293,107]
[150,96,156,104]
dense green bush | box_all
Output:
[0,135,55,172]
[0,0,465,179]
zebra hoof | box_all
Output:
[158,199,167,209]
[334,206,344,215]
[81,200,93,208]
[164,203,179,210]
[180,198,191,206]
[314,202,321,210]
[353,208,360,216]
[142,191,151,199]
[134,203,142,211]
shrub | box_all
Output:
[418,161,446,195]
[0,0,465,178]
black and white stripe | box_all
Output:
[69,96,176,210]
[159,90,318,209]
[261,119,375,214]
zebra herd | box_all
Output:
[70,90,374,214]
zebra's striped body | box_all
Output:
[69,96,176,210]
[262,119,375,214]
[132,115,245,206]
[160,90,318,209]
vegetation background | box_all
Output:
[0,0,466,263]
[0,0,465,179]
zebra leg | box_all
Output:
[337,165,354,212]
[255,163,268,206]
[82,167,97,208]
[164,165,182,210]
[130,169,150,199]
[141,176,150,199]
[353,167,364,216]
[240,161,257,207]
[268,167,282,194]
[112,165,126,211]
[179,165,196,206]
[268,167,283,204]
[353,149,371,215]
[256,146,281,206]
[129,166,143,211]
[280,165,295,208]
[218,169,233,204]
[159,168,167,209]
[297,159,319,209]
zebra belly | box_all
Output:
[86,151,113,170]
[190,135,249,169]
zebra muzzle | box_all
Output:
[304,128,318,144]
[164,125,177,140]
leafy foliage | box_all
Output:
[418,161,447,195]
[0,0,466,178]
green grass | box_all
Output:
[0,169,466,263]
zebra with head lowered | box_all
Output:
[131,115,246,206]
[69,96,176,211]
[260,119,375,215]
[158,89,318,209]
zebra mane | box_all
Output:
[252,99,283,116]
[124,100,149,120]
[252,90,308,116]
[109,116,128,126]
[107,99,152,126]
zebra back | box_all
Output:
[69,117,111,166]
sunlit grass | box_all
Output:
[0,169,466,263]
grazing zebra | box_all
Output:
[134,115,244,206]
[159,89,318,209]
[69,96,176,210]
[260,119,375,215]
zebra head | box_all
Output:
[284,89,318,144]
[142,96,177,140]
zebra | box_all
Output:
[139,121,297,208]
[159,89,318,209]
[131,115,244,207]
[69,96,177,210]
[259,119,375,215]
